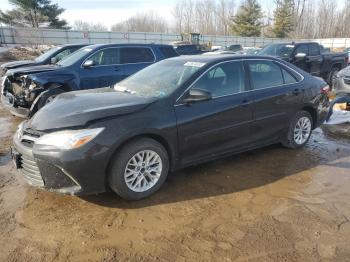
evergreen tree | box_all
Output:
[0,0,69,29]
[230,0,263,37]
[273,0,295,38]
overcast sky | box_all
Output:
[0,0,344,28]
[0,0,277,28]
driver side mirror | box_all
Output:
[50,57,58,64]
[182,89,212,104]
[83,60,95,68]
[294,52,307,61]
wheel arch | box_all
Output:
[105,133,176,187]
[301,106,317,129]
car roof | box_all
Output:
[60,44,88,47]
[267,42,318,45]
[166,54,281,64]
[86,43,174,49]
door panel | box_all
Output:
[308,43,322,76]
[251,84,304,141]
[293,44,309,72]
[175,61,254,164]
[79,48,124,89]
[246,60,305,142]
[175,94,254,164]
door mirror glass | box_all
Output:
[182,89,211,103]
[83,60,95,68]
[50,57,58,64]
[295,52,306,60]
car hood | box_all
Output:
[28,88,156,131]
[1,60,37,70]
[6,64,60,77]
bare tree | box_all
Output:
[216,0,235,35]
[111,11,169,33]
[171,0,235,35]
[72,20,108,31]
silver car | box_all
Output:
[334,66,350,94]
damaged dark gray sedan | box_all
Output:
[12,55,330,200]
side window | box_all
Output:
[247,60,284,89]
[120,47,155,64]
[159,47,178,58]
[282,68,297,84]
[309,44,320,56]
[88,48,120,66]
[54,49,72,62]
[191,61,245,98]
[294,45,308,55]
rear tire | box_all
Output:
[282,111,313,149]
[108,138,169,200]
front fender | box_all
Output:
[29,73,78,91]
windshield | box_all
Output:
[57,47,92,67]
[35,46,62,62]
[259,44,295,57]
[114,59,205,98]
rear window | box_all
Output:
[120,47,155,64]
[282,68,298,84]
[159,46,178,58]
[247,60,284,89]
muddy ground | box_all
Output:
[1,54,350,262]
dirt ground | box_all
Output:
[1,53,350,262]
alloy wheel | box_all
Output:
[293,117,312,145]
[124,150,163,192]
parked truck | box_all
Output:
[259,42,349,86]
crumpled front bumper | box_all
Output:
[1,76,30,118]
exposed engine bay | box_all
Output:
[2,74,43,109]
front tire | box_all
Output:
[282,111,313,149]
[108,138,169,200]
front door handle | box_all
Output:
[292,89,301,95]
[240,99,250,107]
[114,67,120,71]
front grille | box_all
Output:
[18,154,44,187]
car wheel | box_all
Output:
[282,111,313,149]
[37,88,64,109]
[108,138,169,200]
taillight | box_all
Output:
[321,85,330,95]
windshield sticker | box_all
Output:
[286,45,295,48]
[84,48,93,52]
[184,62,206,67]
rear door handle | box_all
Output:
[114,67,120,71]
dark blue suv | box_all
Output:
[1,44,179,117]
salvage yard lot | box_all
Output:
[1,50,350,261]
